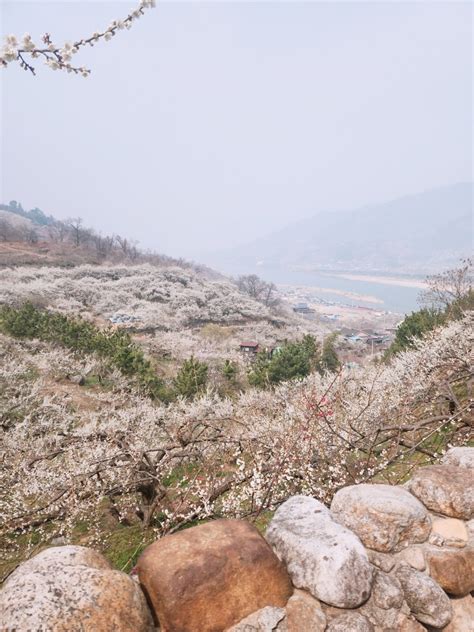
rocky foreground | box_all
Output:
[1,447,473,631]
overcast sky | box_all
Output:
[0,1,472,258]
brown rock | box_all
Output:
[431,517,468,547]
[406,465,474,520]
[326,612,374,632]
[443,594,474,632]
[367,549,396,572]
[425,545,474,596]
[284,590,326,632]
[0,565,154,631]
[136,519,293,632]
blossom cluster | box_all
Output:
[0,0,156,76]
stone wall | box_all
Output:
[1,447,473,631]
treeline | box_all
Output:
[0,200,210,273]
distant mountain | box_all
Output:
[207,183,473,276]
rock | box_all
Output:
[283,590,326,632]
[357,570,407,630]
[398,616,427,631]
[330,484,431,552]
[442,594,474,632]
[226,606,286,632]
[366,549,396,572]
[395,564,452,628]
[425,545,474,596]
[442,446,474,468]
[136,519,292,632]
[370,571,404,610]
[0,565,154,632]
[326,612,374,632]
[394,546,426,571]
[430,517,468,547]
[266,495,373,608]
[6,545,112,583]
[406,465,474,520]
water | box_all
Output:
[235,264,424,314]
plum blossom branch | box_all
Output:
[0,0,156,77]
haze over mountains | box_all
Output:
[205,183,473,278]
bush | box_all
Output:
[385,308,446,358]
[316,334,341,375]
[248,334,319,387]
[173,356,208,398]
[0,303,171,401]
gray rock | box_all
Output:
[266,495,373,608]
[367,549,396,573]
[371,571,404,610]
[406,465,474,520]
[0,565,154,632]
[326,612,374,632]
[395,564,452,628]
[69,374,85,385]
[330,484,431,552]
[6,545,111,584]
[227,607,286,632]
[442,446,474,468]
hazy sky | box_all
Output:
[1,1,472,258]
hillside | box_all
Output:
[207,183,473,276]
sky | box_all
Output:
[0,0,472,259]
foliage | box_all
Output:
[222,359,238,382]
[386,259,473,359]
[385,308,446,358]
[0,302,171,401]
[0,201,55,226]
[316,333,341,375]
[173,356,208,399]
[248,334,319,387]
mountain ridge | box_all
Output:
[206,182,473,276]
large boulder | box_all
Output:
[394,564,452,628]
[424,545,474,596]
[443,595,474,632]
[326,612,374,632]
[6,544,112,582]
[226,606,286,632]
[265,495,373,608]
[0,556,154,632]
[281,590,326,632]
[136,519,292,632]
[330,484,431,553]
[406,465,474,520]
[442,446,474,468]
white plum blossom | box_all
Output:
[1,0,156,76]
